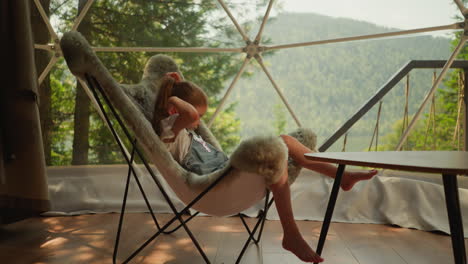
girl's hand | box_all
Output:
[166,102,178,115]
[166,96,197,117]
[166,96,200,137]
[166,72,182,82]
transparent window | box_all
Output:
[32,0,464,168]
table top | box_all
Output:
[304,151,468,175]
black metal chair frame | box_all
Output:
[83,74,275,264]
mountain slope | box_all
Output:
[228,12,453,150]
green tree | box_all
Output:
[46,0,255,164]
[272,101,287,135]
[49,60,76,165]
[379,5,465,151]
[204,101,241,154]
[71,0,92,165]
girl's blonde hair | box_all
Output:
[152,76,208,135]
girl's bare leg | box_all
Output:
[269,165,324,263]
[281,135,377,191]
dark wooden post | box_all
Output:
[0,0,50,224]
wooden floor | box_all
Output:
[0,213,465,264]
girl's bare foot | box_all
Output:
[341,169,378,191]
[282,233,324,263]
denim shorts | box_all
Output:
[181,133,229,175]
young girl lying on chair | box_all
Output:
[152,72,377,263]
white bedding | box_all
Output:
[44,165,468,237]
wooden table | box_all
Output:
[304,151,468,264]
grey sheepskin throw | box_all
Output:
[60,31,316,187]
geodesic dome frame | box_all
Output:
[32,0,468,150]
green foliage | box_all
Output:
[47,0,267,165]
[231,12,452,150]
[88,112,123,164]
[379,117,429,151]
[379,109,463,151]
[203,101,241,154]
[46,3,462,164]
[49,59,76,165]
[272,101,287,135]
[379,5,465,151]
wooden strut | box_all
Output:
[341,132,348,152]
[453,71,465,149]
[369,101,383,151]
[424,71,438,150]
[401,74,410,150]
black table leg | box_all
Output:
[442,173,466,264]
[315,164,346,263]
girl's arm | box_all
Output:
[163,96,199,142]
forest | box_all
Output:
[31,1,465,166]
[230,12,455,151]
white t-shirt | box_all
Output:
[163,127,192,163]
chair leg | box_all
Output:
[236,190,274,264]
[112,144,136,264]
[110,145,213,263]
[113,140,174,262]
[120,168,235,264]
[119,167,234,264]
[256,192,275,243]
[109,149,212,263]
[236,213,266,264]
[126,144,162,230]
[162,210,200,234]
[86,74,215,264]
[121,209,211,264]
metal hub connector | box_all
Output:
[243,42,265,58]
[48,42,63,57]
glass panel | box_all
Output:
[34,0,461,166]
[230,39,452,147]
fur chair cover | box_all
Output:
[60,31,316,215]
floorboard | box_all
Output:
[0,213,464,264]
